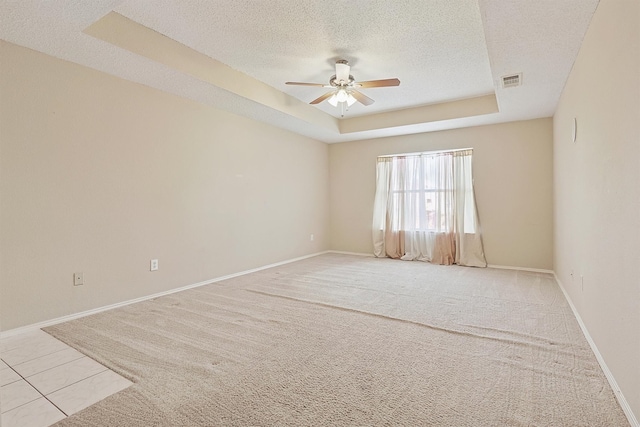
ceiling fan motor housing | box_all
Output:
[329,74,355,87]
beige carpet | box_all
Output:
[45,254,629,426]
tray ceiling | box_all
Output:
[0,0,599,143]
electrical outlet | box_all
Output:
[310,234,314,241]
[150,259,159,271]
[73,272,84,286]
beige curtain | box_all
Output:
[372,149,486,267]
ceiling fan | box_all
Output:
[285,60,400,116]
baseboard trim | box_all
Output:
[554,273,639,427]
[0,251,330,339]
[488,264,554,274]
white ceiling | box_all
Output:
[0,0,599,143]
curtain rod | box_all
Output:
[377,148,473,158]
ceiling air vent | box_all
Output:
[501,73,522,88]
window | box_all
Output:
[372,149,486,267]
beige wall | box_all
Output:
[329,118,554,270]
[553,0,640,419]
[0,42,330,331]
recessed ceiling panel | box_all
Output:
[114,0,496,118]
[0,0,600,143]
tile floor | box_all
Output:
[1,329,132,427]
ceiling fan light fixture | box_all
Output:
[335,89,349,103]
[327,94,339,107]
[346,93,357,107]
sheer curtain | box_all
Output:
[372,149,486,267]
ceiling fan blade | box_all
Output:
[310,91,336,105]
[285,82,326,87]
[335,60,350,84]
[356,78,401,88]
[351,90,375,106]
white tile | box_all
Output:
[0,368,21,387]
[1,397,66,427]
[26,357,107,395]
[0,359,8,369]
[12,348,84,378]
[1,337,69,367]
[0,380,41,413]
[47,370,132,416]
[0,330,54,353]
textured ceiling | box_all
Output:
[0,0,600,143]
